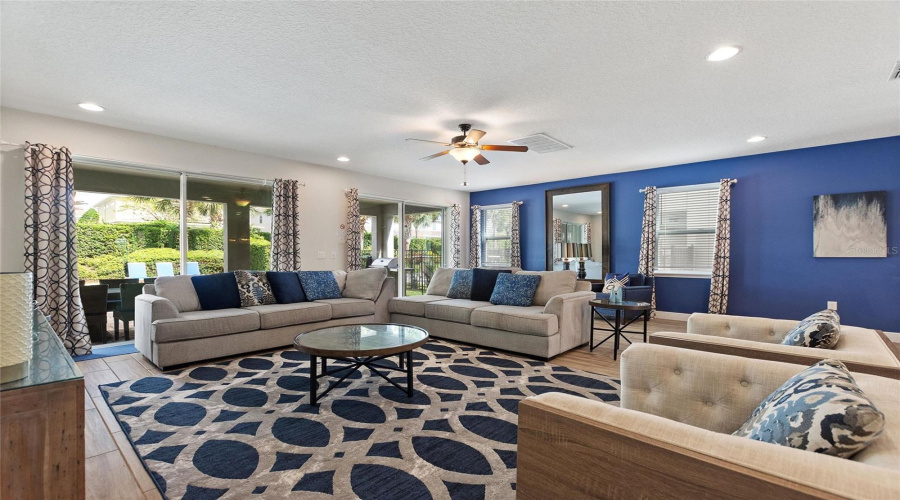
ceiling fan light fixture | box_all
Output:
[449,147,479,163]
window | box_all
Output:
[480,204,513,267]
[654,183,719,276]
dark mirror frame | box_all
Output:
[545,183,611,278]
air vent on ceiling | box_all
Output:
[890,61,900,81]
[508,133,571,154]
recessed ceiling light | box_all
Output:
[561,204,569,208]
[746,135,767,143]
[706,46,741,62]
[337,156,349,162]
[78,102,105,112]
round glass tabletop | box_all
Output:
[294,323,429,357]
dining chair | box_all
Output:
[79,284,109,344]
[113,283,143,341]
[126,262,148,279]
[155,262,175,277]
[185,262,201,275]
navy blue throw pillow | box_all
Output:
[471,268,512,302]
[266,271,306,304]
[191,273,241,310]
[490,273,542,307]
[298,271,342,301]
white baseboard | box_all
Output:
[654,311,691,322]
[884,331,900,343]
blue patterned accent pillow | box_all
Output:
[781,309,841,349]
[490,273,542,307]
[298,271,342,301]
[233,271,277,307]
[602,273,629,293]
[446,269,474,300]
[733,359,885,458]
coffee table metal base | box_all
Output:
[309,350,413,405]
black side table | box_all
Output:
[589,299,651,360]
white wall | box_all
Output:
[0,107,469,272]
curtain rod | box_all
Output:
[640,179,737,193]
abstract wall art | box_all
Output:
[813,191,887,257]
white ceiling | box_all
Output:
[2,2,898,192]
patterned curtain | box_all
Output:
[345,188,361,271]
[583,222,592,245]
[637,186,658,318]
[709,179,736,314]
[270,179,302,271]
[510,201,523,268]
[449,204,462,268]
[552,217,562,262]
[470,205,481,267]
[24,143,91,355]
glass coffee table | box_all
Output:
[294,324,429,405]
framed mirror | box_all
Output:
[545,183,610,280]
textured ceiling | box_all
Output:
[2,1,898,191]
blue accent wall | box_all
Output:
[470,136,900,331]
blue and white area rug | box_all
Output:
[100,340,619,499]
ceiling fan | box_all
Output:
[406,123,528,166]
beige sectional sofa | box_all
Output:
[518,344,900,500]
[135,272,396,369]
[650,312,900,379]
[389,269,595,359]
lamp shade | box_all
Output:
[449,147,479,163]
[0,272,34,383]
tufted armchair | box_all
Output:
[517,344,900,500]
[650,313,900,379]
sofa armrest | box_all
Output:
[544,291,595,353]
[687,312,799,343]
[374,277,396,323]
[517,392,898,500]
[134,294,179,360]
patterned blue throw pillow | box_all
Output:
[298,271,342,301]
[732,359,885,458]
[490,273,542,307]
[234,271,277,307]
[446,269,474,299]
[781,309,841,349]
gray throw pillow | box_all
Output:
[343,267,388,300]
[426,267,457,296]
[154,275,201,312]
[332,270,348,292]
[781,309,841,349]
[733,359,885,458]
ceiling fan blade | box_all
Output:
[419,150,450,161]
[479,145,528,152]
[406,138,450,145]
[473,154,490,165]
[464,129,486,144]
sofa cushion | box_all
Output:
[471,268,512,302]
[425,267,457,296]
[152,308,260,343]
[267,272,306,304]
[388,295,448,317]
[425,299,491,324]
[298,271,343,300]
[733,359,885,458]
[470,305,560,337]
[781,309,841,349]
[316,298,375,319]
[490,273,542,307]
[247,302,332,329]
[343,267,387,300]
[234,270,277,307]
[515,270,577,306]
[446,269,473,299]
[333,270,348,292]
[190,273,241,311]
[155,275,202,312]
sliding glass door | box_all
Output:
[403,204,445,296]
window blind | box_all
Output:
[481,205,513,267]
[654,184,720,274]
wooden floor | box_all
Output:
[75,318,687,499]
